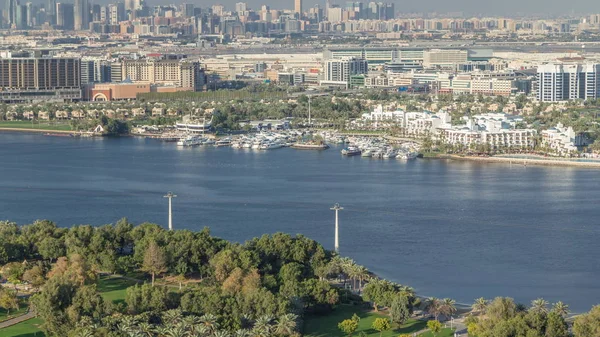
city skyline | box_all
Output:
[2,0,600,17]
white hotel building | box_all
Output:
[360,105,536,148]
[541,123,590,154]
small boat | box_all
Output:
[341,146,361,156]
[383,151,396,159]
[177,136,201,147]
[361,150,372,158]
[290,143,329,150]
[215,138,232,147]
[260,141,284,150]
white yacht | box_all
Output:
[216,138,232,147]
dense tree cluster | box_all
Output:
[0,219,342,336]
[466,297,571,337]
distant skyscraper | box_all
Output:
[46,0,56,24]
[235,2,246,13]
[211,4,224,16]
[108,2,125,24]
[25,2,33,27]
[327,5,342,22]
[15,3,26,28]
[56,2,74,29]
[74,0,89,30]
[92,4,100,21]
[100,5,107,22]
[182,3,194,17]
[383,3,394,20]
[4,0,17,27]
[294,0,302,17]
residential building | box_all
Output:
[536,63,600,102]
[118,58,206,90]
[322,56,367,86]
[0,52,81,102]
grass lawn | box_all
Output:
[0,304,28,323]
[303,305,427,337]
[1,317,45,337]
[2,276,139,337]
[0,121,72,131]
[418,328,455,337]
[97,276,139,305]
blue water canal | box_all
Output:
[1,132,599,312]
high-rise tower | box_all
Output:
[294,0,302,17]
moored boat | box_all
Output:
[291,143,329,150]
[341,146,361,156]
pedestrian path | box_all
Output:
[0,310,35,329]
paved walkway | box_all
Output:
[0,310,36,329]
[411,317,468,337]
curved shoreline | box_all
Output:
[438,154,600,168]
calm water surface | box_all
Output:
[1,132,599,312]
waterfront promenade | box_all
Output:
[442,154,600,168]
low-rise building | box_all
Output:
[541,123,591,153]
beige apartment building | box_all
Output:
[118,59,206,90]
[0,55,81,102]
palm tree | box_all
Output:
[252,315,274,336]
[399,285,415,298]
[74,328,94,337]
[162,309,183,325]
[137,322,155,337]
[355,265,369,291]
[472,297,488,314]
[441,298,457,319]
[530,298,549,314]
[339,257,356,288]
[164,324,188,337]
[551,301,569,317]
[213,330,232,337]
[200,313,220,335]
[275,313,298,336]
[425,297,442,320]
[233,329,252,337]
[347,264,361,291]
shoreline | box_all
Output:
[0,127,74,134]
[436,154,600,168]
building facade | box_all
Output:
[0,53,81,102]
[323,56,368,84]
[119,58,206,91]
[537,63,600,102]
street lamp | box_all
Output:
[164,191,177,230]
[330,203,343,253]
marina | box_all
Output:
[161,129,422,158]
